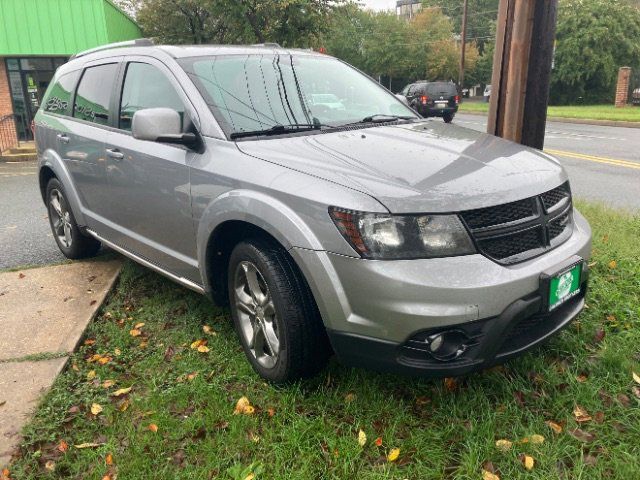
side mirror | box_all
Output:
[395,94,409,107]
[132,108,198,148]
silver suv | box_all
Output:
[36,41,592,383]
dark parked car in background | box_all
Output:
[400,81,459,123]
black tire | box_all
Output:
[46,178,101,259]
[227,238,330,383]
[443,113,455,123]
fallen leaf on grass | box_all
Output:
[114,348,121,356]
[617,393,631,408]
[118,399,130,412]
[148,423,158,433]
[358,429,367,447]
[573,405,592,423]
[632,386,640,399]
[1,468,10,480]
[190,339,206,349]
[267,407,276,417]
[482,469,500,480]
[129,329,142,337]
[594,411,605,424]
[203,325,217,336]
[57,440,69,453]
[18,273,25,279]
[495,439,512,452]
[197,345,210,353]
[105,453,113,465]
[375,437,383,447]
[529,434,545,445]
[233,397,255,415]
[87,370,96,380]
[593,329,606,344]
[84,339,96,346]
[91,403,103,415]
[44,460,56,472]
[387,448,400,462]
[134,322,145,329]
[568,428,596,443]
[444,377,457,392]
[102,380,115,389]
[608,260,617,269]
[187,372,198,381]
[633,372,640,384]
[546,421,563,434]
[111,387,132,397]
[74,442,105,449]
[344,393,356,402]
[521,454,535,471]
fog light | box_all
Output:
[429,334,444,353]
[427,330,471,361]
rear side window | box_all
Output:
[42,70,80,116]
[73,63,119,125]
[119,62,185,131]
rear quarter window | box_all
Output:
[42,70,81,116]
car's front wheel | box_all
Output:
[228,238,329,383]
[46,178,100,259]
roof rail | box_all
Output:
[71,38,155,59]
[251,43,282,48]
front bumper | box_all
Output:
[326,275,586,377]
[290,208,591,376]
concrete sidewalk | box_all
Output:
[0,258,121,467]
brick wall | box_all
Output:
[615,67,631,108]
[0,58,18,153]
[0,59,14,117]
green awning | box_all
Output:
[0,0,141,56]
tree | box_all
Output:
[135,0,347,47]
[551,0,640,104]
[421,0,500,51]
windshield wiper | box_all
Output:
[340,114,416,127]
[230,122,330,140]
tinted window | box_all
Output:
[424,82,457,96]
[42,70,80,115]
[119,62,185,131]
[73,63,118,125]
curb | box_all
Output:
[458,110,640,129]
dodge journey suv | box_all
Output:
[36,40,591,383]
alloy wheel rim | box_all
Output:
[50,189,72,248]
[233,261,280,369]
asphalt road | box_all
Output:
[0,161,66,269]
[455,113,640,212]
[1,118,638,269]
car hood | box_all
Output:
[235,120,567,213]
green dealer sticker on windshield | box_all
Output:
[548,264,582,311]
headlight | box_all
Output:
[329,207,476,260]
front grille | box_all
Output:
[460,182,573,265]
[462,198,537,230]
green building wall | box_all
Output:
[0,0,142,56]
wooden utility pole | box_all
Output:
[459,0,469,96]
[487,0,559,149]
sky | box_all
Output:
[360,0,397,12]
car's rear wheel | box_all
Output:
[228,238,329,383]
[46,178,100,259]
[443,113,455,123]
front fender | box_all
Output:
[39,148,87,226]
[197,188,323,253]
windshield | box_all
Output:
[179,54,418,137]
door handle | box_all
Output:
[105,148,125,161]
[56,133,69,144]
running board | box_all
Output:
[86,229,205,294]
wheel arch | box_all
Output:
[38,149,87,225]
[197,190,324,305]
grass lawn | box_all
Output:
[5,202,640,480]
[458,102,640,123]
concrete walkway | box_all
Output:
[0,258,121,467]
